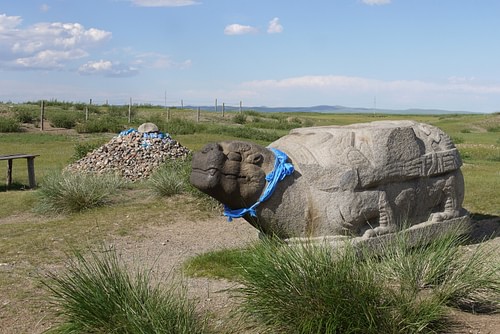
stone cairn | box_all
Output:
[66,123,190,181]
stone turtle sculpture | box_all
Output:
[190,120,467,239]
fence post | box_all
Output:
[167,107,170,121]
[215,98,218,113]
[40,100,45,131]
[128,97,132,123]
[197,107,200,122]
[239,101,242,113]
[222,103,225,118]
[85,106,89,121]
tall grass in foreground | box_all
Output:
[44,247,206,334]
[235,225,499,334]
[36,171,125,213]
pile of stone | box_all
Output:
[66,123,190,181]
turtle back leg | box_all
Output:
[430,171,464,222]
[363,191,396,238]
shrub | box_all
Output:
[36,171,125,214]
[75,116,125,133]
[0,117,21,132]
[243,110,261,117]
[233,113,247,124]
[49,112,78,129]
[15,108,38,123]
[164,118,200,135]
[44,247,206,334]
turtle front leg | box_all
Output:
[363,191,396,238]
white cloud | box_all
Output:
[79,59,139,77]
[130,0,201,7]
[0,13,22,31]
[133,52,192,69]
[267,17,283,34]
[16,49,87,68]
[224,23,258,35]
[40,4,50,12]
[0,13,111,70]
[362,0,391,5]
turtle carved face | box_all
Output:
[190,141,275,209]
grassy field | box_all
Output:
[0,104,499,332]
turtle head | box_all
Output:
[190,141,275,209]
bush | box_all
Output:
[233,113,247,124]
[234,224,499,333]
[0,117,21,132]
[75,116,125,133]
[49,112,78,129]
[164,118,201,135]
[36,172,125,214]
[44,247,206,334]
[15,108,38,123]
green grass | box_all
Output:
[148,157,192,197]
[43,246,207,334]
[183,247,252,281]
[186,225,499,334]
[35,171,126,214]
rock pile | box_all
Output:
[67,126,190,181]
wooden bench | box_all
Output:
[0,154,40,188]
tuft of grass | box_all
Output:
[236,239,393,334]
[148,158,191,197]
[36,171,125,214]
[43,246,206,334]
[185,224,499,333]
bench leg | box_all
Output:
[27,157,36,188]
[7,159,12,187]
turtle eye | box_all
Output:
[227,152,242,161]
[246,153,263,165]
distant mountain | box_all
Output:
[190,104,477,114]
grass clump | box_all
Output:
[36,171,125,214]
[148,158,192,197]
[236,239,392,334]
[44,247,206,334]
[225,225,499,333]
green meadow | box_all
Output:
[0,102,498,332]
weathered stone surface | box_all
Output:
[67,130,190,181]
[190,120,467,239]
[138,122,159,133]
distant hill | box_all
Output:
[190,104,477,114]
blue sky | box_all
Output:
[1,0,500,112]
